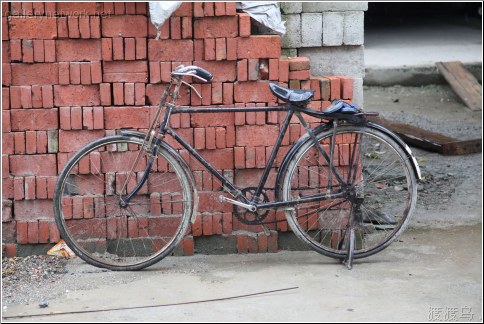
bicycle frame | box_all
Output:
[122,78,364,211]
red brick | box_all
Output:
[248,59,259,81]
[135,2,147,15]
[237,233,248,253]
[113,83,124,105]
[79,16,90,39]
[10,39,22,61]
[8,16,57,39]
[4,244,17,257]
[58,130,104,153]
[70,106,82,129]
[212,83,223,104]
[193,60,237,83]
[182,236,194,256]
[2,87,10,110]
[236,124,279,147]
[134,83,145,106]
[269,59,279,81]
[102,37,113,61]
[205,127,216,149]
[204,38,216,61]
[201,84,212,105]
[90,61,102,84]
[17,222,28,244]
[13,132,25,154]
[234,81,275,103]
[57,17,68,38]
[102,16,147,37]
[160,62,171,83]
[56,2,103,15]
[54,85,100,106]
[103,61,148,83]
[149,62,161,84]
[100,83,111,106]
[92,106,103,129]
[170,17,181,39]
[9,86,21,109]
[35,131,47,154]
[123,38,135,61]
[172,2,193,16]
[223,83,234,105]
[237,59,248,82]
[194,16,238,39]
[279,59,289,82]
[68,16,80,38]
[237,36,280,59]
[2,110,10,133]
[339,77,354,100]
[44,40,55,62]
[58,62,69,85]
[289,70,310,80]
[19,86,32,108]
[69,62,80,84]
[326,76,341,100]
[238,13,251,37]
[124,83,135,105]
[56,39,101,61]
[2,177,14,199]
[203,2,214,16]
[113,37,124,60]
[32,39,44,62]
[289,57,310,71]
[148,39,193,61]
[193,2,204,17]
[10,154,57,176]
[82,106,93,130]
[214,2,225,16]
[22,40,33,62]
[234,146,245,169]
[35,176,47,199]
[24,176,35,199]
[104,106,150,129]
[25,131,36,154]
[202,214,213,235]
[38,221,50,243]
[14,177,24,200]
[225,38,236,61]
[114,2,125,15]
[181,17,192,39]
[125,2,136,14]
[135,37,146,60]
[90,16,101,38]
[225,2,237,15]
[215,38,226,61]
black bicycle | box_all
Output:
[53,65,420,271]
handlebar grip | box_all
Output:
[195,67,213,82]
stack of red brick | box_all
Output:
[1,2,354,257]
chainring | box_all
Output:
[233,187,270,225]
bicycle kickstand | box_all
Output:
[343,228,356,270]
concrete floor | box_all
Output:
[2,225,482,322]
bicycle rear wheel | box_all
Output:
[53,135,193,271]
[282,126,417,259]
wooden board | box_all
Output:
[368,116,482,155]
[436,61,482,111]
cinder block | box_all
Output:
[281,14,301,48]
[303,2,368,12]
[301,13,322,47]
[343,11,364,45]
[298,46,365,78]
[322,12,344,46]
[280,2,302,14]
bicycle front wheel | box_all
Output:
[282,125,417,259]
[53,135,193,270]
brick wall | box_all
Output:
[1,2,354,257]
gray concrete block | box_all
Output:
[352,77,364,107]
[303,2,368,12]
[282,48,298,57]
[298,45,365,78]
[301,13,322,47]
[281,14,301,48]
[280,2,302,14]
[343,11,364,45]
[322,12,344,46]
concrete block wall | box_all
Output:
[2,2,356,257]
[281,2,367,106]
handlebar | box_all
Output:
[171,65,213,83]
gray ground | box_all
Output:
[2,85,482,321]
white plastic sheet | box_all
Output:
[149,1,182,39]
[236,2,286,35]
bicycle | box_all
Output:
[53,65,421,271]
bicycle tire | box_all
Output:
[53,135,193,271]
[281,125,417,259]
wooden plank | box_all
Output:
[436,61,482,111]
[368,116,482,155]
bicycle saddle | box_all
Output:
[269,83,314,107]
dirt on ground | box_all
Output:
[2,85,482,309]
